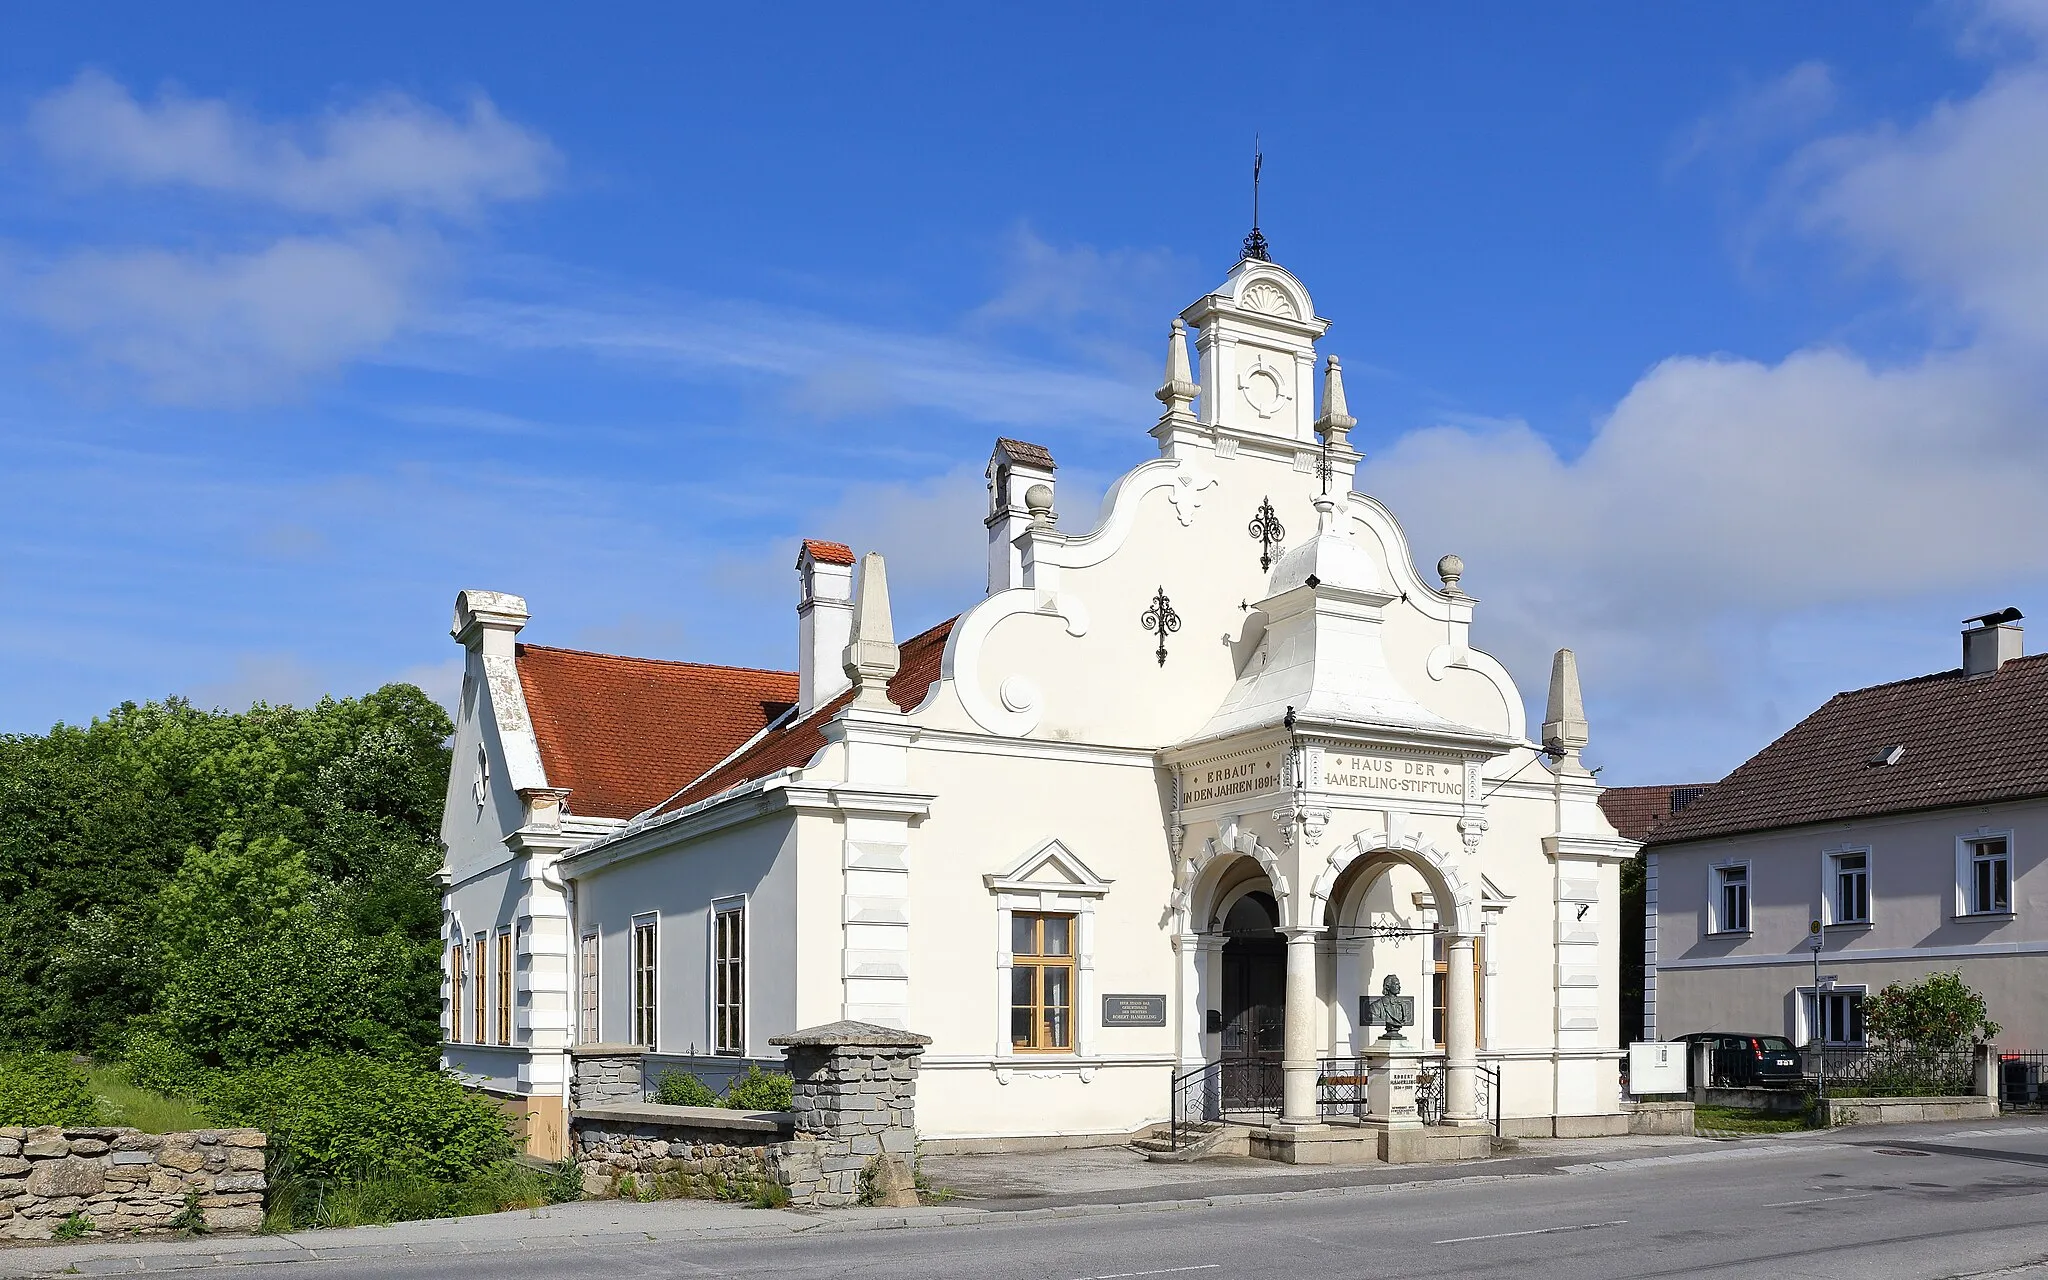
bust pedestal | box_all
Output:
[1365,1042,1423,1129]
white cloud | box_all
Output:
[969,225,1187,338]
[1672,61,1839,172]
[1368,11,2048,781]
[27,71,557,217]
[17,231,425,404]
[1791,57,2048,344]
[435,294,1150,433]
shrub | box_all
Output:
[1864,971,2000,1048]
[202,1053,514,1183]
[654,1071,716,1108]
[720,1064,793,1112]
[121,1027,210,1097]
[0,1052,106,1127]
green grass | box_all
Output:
[87,1066,209,1133]
[1694,1104,1816,1134]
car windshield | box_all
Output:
[1757,1037,1795,1052]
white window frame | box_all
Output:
[1955,829,2016,919]
[447,920,466,1044]
[986,839,1112,1061]
[577,931,600,1044]
[631,913,660,1051]
[1708,860,1751,935]
[493,925,514,1046]
[711,895,747,1057]
[1798,984,1868,1045]
[1822,846,1872,927]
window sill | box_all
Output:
[1955,910,2017,922]
[1707,929,1752,938]
[1824,920,1873,931]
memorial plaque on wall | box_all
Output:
[1101,994,1168,1026]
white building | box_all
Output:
[439,246,1638,1156]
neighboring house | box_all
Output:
[1643,613,2046,1050]
[1598,784,1714,1044]
[439,245,1638,1151]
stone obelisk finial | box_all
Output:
[1315,355,1355,448]
[1542,648,1590,760]
[842,552,900,710]
[1156,319,1197,414]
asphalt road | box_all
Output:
[37,1124,2048,1279]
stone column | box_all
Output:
[1279,926,1323,1126]
[1444,931,1479,1122]
[770,1020,932,1208]
[1175,932,1205,1071]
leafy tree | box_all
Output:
[1863,971,2000,1048]
[0,684,452,1058]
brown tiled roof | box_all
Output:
[799,539,855,566]
[1598,784,1715,843]
[1647,653,2048,846]
[994,438,1056,470]
[515,645,798,820]
[665,616,958,812]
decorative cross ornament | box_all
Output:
[1141,586,1181,667]
[1248,497,1285,572]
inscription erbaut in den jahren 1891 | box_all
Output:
[1182,754,1281,805]
[1320,752,1463,799]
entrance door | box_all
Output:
[1218,891,1284,1113]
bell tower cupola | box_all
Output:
[1179,258,1329,451]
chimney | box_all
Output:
[986,438,1056,595]
[796,540,856,713]
[1963,608,2024,678]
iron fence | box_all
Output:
[2000,1051,2048,1107]
[1818,1044,1974,1098]
[1168,1057,1283,1148]
[1317,1057,1368,1123]
[1414,1057,1499,1134]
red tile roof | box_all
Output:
[663,616,958,813]
[800,539,855,566]
[1597,784,1715,843]
[515,644,798,821]
[1648,653,2048,847]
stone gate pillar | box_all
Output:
[770,1020,932,1207]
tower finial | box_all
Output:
[1242,138,1271,262]
[1542,648,1590,760]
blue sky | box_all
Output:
[5,2,2048,785]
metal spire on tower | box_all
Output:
[1242,138,1271,262]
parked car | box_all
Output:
[1675,1032,1804,1088]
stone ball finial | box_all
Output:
[1437,553,1465,595]
[1024,483,1056,529]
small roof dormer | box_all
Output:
[1180,258,1329,450]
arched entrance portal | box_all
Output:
[1219,891,1283,1114]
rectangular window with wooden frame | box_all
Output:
[1009,912,1075,1052]
[494,928,513,1046]
[578,932,599,1044]
[448,942,465,1042]
[1430,933,1485,1049]
[631,915,659,1050]
[470,933,487,1044]
[713,904,745,1055]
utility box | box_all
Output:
[1629,1041,1688,1096]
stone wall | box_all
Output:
[0,1126,266,1240]
[569,1045,646,1109]
[570,1109,792,1203]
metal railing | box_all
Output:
[1173,1054,1503,1148]
[1168,1057,1283,1148]
[1817,1044,1974,1098]
[1999,1051,2048,1107]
